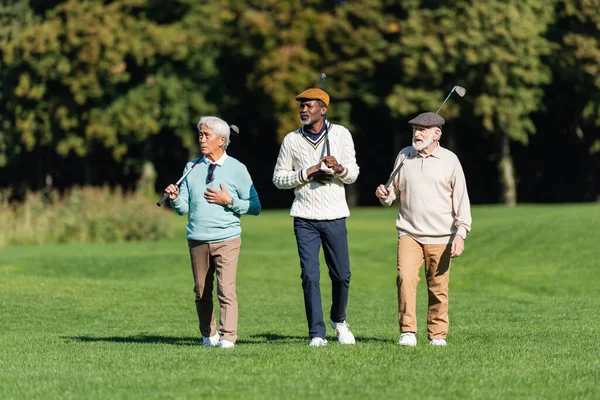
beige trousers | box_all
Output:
[397,235,452,340]
[188,236,241,343]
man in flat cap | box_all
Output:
[375,111,472,347]
[273,87,360,347]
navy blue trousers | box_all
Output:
[293,217,351,339]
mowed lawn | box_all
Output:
[1,205,599,399]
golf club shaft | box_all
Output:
[321,73,331,156]
[436,87,456,114]
[385,155,407,188]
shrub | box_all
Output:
[0,186,175,246]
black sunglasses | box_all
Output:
[207,163,216,183]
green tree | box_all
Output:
[0,0,37,168]
[385,0,555,205]
[225,0,389,141]
[552,0,600,149]
[1,0,222,187]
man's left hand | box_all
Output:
[320,156,343,174]
[450,235,464,258]
[204,183,232,205]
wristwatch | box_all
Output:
[226,198,234,209]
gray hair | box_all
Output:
[197,116,231,149]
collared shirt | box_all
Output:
[379,144,472,244]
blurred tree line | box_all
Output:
[1,0,599,208]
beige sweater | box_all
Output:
[273,124,359,220]
[379,144,472,244]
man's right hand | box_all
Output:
[375,184,391,199]
[164,184,179,200]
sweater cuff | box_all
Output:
[456,226,467,240]
[335,166,348,179]
[299,169,308,182]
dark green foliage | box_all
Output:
[0,0,599,203]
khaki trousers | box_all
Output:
[397,235,452,340]
[188,236,241,343]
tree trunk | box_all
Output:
[499,132,517,206]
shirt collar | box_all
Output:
[301,121,329,136]
[203,152,228,166]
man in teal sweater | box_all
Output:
[163,116,261,349]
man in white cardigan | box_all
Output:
[273,88,360,347]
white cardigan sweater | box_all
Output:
[273,123,359,220]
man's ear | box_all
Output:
[433,127,442,140]
[321,106,328,117]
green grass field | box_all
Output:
[1,205,599,399]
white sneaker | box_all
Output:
[218,339,235,349]
[330,320,356,344]
[308,337,328,347]
[202,333,219,347]
[398,332,417,346]
[430,339,447,347]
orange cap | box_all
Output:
[295,88,330,106]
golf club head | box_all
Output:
[436,85,466,114]
[230,125,240,135]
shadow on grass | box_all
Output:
[63,335,201,346]
[238,333,390,345]
[63,333,390,346]
[238,333,306,345]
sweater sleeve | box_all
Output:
[334,128,359,185]
[451,158,472,238]
[230,165,261,216]
[273,135,304,189]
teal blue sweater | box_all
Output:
[170,155,261,242]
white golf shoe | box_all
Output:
[309,337,328,347]
[398,332,417,346]
[202,333,219,347]
[430,339,447,347]
[330,320,356,345]
[218,339,235,349]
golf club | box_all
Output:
[321,72,331,157]
[384,86,466,188]
[436,85,466,114]
[157,124,240,206]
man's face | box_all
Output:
[412,125,439,151]
[198,124,225,155]
[299,100,326,126]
